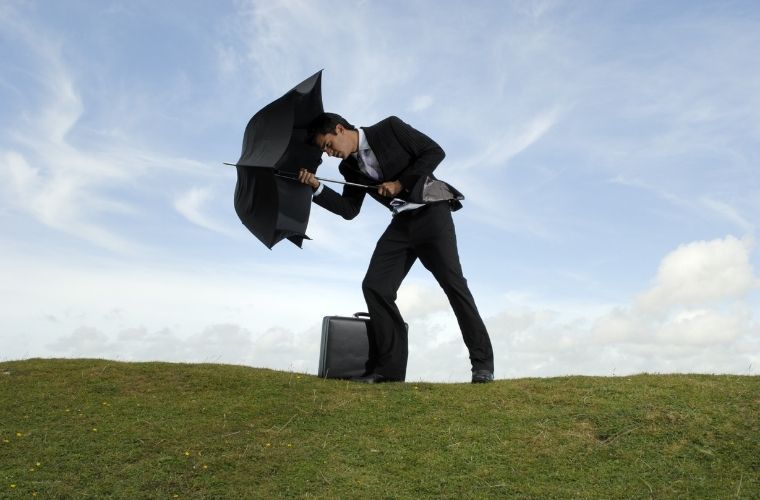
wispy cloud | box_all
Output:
[454,107,563,172]
[174,187,237,236]
[700,198,755,235]
[635,236,758,313]
[0,4,233,253]
[224,0,417,119]
[610,175,756,236]
[0,10,137,251]
[409,95,434,113]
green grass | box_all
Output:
[1,359,758,498]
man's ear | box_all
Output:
[334,124,345,135]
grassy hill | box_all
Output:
[1,359,758,498]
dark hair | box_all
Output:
[305,113,355,145]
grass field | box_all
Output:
[1,358,758,498]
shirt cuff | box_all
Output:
[312,183,324,197]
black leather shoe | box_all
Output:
[350,373,400,384]
[471,370,494,384]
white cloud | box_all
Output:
[409,95,434,112]
[609,177,756,236]
[47,326,113,358]
[591,308,645,343]
[451,107,563,173]
[655,307,750,346]
[0,18,135,250]
[301,205,382,259]
[1,146,142,252]
[227,0,416,119]
[397,282,450,320]
[478,235,760,377]
[636,236,757,313]
[589,236,760,367]
[3,150,39,198]
[174,187,236,235]
[40,322,321,373]
[3,226,759,380]
[0,7,234,253]
[514,0,561,19]
[700,198,755,234]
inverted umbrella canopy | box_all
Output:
[233,70,324,248]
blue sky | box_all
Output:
[1,0,759,381]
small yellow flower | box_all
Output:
[184,451,191,456]
[287,443,292,448]
[92,428,98,432]
[36,462,41,467]
[10,484,16,489]
[16,432,23,437]
[203,465,208,469]
[265,443,271,448]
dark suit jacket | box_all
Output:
[313,116,445,220]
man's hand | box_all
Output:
[378,180,402,198]
[298,168,320,190]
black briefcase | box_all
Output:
[318,312,372,379]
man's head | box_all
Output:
[306,113,358,160]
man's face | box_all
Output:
[314,124,356,159]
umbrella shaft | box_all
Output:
[274,171,375,189]
[223,163,375,190]
[317,176,375,189]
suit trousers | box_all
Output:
[361,201,494,380]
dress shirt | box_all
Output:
[313,126,425,214]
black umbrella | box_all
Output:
[230,70,324,248]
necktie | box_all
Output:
[358,149,382,181]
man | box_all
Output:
[298,113,494,384]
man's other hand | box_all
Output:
[298,168,320,190]
[378,180,402,198]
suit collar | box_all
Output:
[351,127,371,163]
[357,127,371,152]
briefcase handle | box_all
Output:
[353,312,370,319]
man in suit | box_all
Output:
[298,113,494,384]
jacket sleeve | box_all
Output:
[312,162,366,220]
[388,116,446,190]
